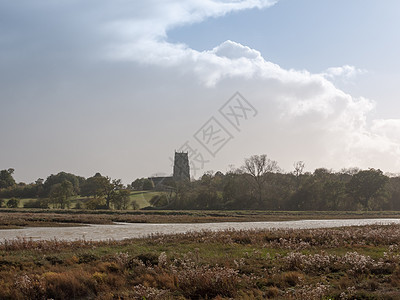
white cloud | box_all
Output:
[63,0,400,171]
[322,65,367,80]
[105,0,398,171]
[211,40,262,60]
[371,119,400,143]
[104,1,276,55]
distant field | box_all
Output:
[2,190,159,209]
[3,196,91,209]
[129,190,162,208]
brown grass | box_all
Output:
[2,225,400,299]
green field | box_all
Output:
[129,190,162,208]
[2,190,160,209]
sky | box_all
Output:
[1,0,400,184]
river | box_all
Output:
[1,218,400,241]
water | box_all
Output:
[0,218,399,241]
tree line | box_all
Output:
[158,155,400,211]
[1,154,400,211]
[0,170,133,210]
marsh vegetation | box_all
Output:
[1,224,400,299]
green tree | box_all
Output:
[262,172,293,210]
[81,174,127,209]
[43,172,81,197]
[131,178,154,191]
[97,178,122,209]
[80,173,104,198]
[193,172,222,209]
[49,180,75,209]
[6,197,19,208]
[131,178,144,190]
[34,178,44,197]
[143,179,154,190]
[323,180,346,210]
[221,170,253,209]
[171,180,193,209]
[0,168,16,189]
[111,189,131,210]
[387,176,400,210]
[346,169,389,210]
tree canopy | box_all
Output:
[0,169,16,189]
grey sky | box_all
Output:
[1,0,399,184]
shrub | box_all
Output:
[74,201,83,209]
[131,200,139,210]
[6,198,19,208]
[171,258,244,299]
[265,286,280,298]
[135,253,159,266]
[15,274,46,300]
[78,253,98,264]
[281,271,304,287]
[43,270,96,299]
[45,256,64,265]
[132,284,169,300]
[23,199,49,209]
[84,198,107,210]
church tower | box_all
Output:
[173,152,190,181]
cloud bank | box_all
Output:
[101,0,400,171]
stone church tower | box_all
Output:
[173,152,190,181]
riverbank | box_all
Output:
[2,218,400,241]
[1,209,400,228]
[2,224,400,299]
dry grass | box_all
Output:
[2,225,400,299]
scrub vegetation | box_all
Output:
[1,224,400,299]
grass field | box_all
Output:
[129,191,161,208]
[2,190,156,209]
[1,224,400,299]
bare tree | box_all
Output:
[243,154,279,205]
[293,161,305,190]
[293,161,305,177]
[340,167,361,176]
